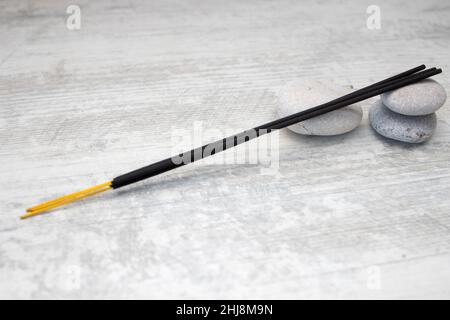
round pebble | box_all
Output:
[369,100,437,143]
[381,79,447,116]
[278,79,363,136]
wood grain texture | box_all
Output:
[0,0,449,299]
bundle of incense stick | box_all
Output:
[22,65,442,219]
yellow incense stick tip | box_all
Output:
[21,181,112,219]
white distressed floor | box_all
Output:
[0,0,449,299]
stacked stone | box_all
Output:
[277,79,446,142]
[369,79,447,143]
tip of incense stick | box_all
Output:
[20,212,37,219]
[21,181,112,219]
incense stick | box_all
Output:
[21,182,112,219]
[21,65,442,219]
[111,67,441,188]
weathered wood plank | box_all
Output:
[0,0,449,299]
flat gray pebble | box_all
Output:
[381,79,446,116]
[278,79,363,136]
[369,100,437,143]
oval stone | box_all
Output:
[278,80,363,136]
[381,79,447,116]
[369,100,437,143]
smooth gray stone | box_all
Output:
[278,79,363,136]
[381,79,447,116]
[369,100,437,143]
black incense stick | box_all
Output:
[262,64,427,130]
[267,67,438,129]
[22,65,442,219]
[112,67,441,188]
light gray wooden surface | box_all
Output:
[1,0,449,299]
